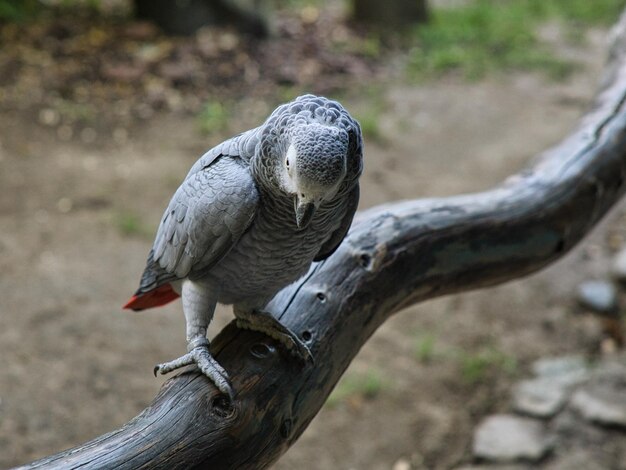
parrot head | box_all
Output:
[281,123,349,228]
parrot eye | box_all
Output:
[285,158,290,168]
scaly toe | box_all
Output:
[152,346,234,399]
[153,351,195,376]
[192,347,234,399]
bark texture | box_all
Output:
[17,10,626,470]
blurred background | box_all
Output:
[2,0,626,468]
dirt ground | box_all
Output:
[0,23,622,470]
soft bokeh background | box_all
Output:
[1,1,626,468]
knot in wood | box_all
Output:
[250,342,275,359]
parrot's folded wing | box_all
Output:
[152,157,259,280]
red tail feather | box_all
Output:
[123,284,180,311]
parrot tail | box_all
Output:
[123,284,180,311]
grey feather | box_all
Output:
[314,184,359,261]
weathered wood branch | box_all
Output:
[18,12,626,470]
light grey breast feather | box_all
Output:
[314,184,360,261]
[151,133,261,280]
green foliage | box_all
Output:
[353,85,386,143]
[115,211,153,239]
[415,333,437,363]
[326,370,386,407]
[525,0,626,25]
[0,0,107,22]
[355,110,383,142]
[408,0,626,81]
[56,100,97,124]
[356,36,382,59]
[0,0,41,22]
[271,0,323,11]
[65,0,101,7]
[412,328,518,384]
[277,85,306,104]
[459,347,517,384]
[336,34,383,59]
[197,101,230,135]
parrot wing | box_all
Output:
[125,153,259,310]
[152,156,259,279]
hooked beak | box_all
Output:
[294,195,316,229]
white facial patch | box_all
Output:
[281,144,299,194]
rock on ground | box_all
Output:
[576,280,618,313]
[512,378,569,418]
[472,414,554,463]
[570,385,626,428]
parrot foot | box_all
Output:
[154,337,234,400]
[234,309,314,365]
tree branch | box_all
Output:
[18,11,626,470]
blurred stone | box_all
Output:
[593,358,626,380]
[101,62,146,83]
[473,414,553,462]
[300,6,320,24]
[512,378,569,418]
[217,32,239,52]
[196,28,219,58]
[576,280,618,313]
[570,385,626,428]
[532,356,590,387]
[611,247,626,282]
[56,198,73,213]
[392,458,411,470]
[544,450,607,470]
[39,108,60,127]
[600,337,619,355]
[164,90,183,112]
[134,43,171,64]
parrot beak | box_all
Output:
[295,195,315,229]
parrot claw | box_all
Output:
[235,309,315,365]
[154,339,234,400]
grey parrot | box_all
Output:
[124,95,363,397]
